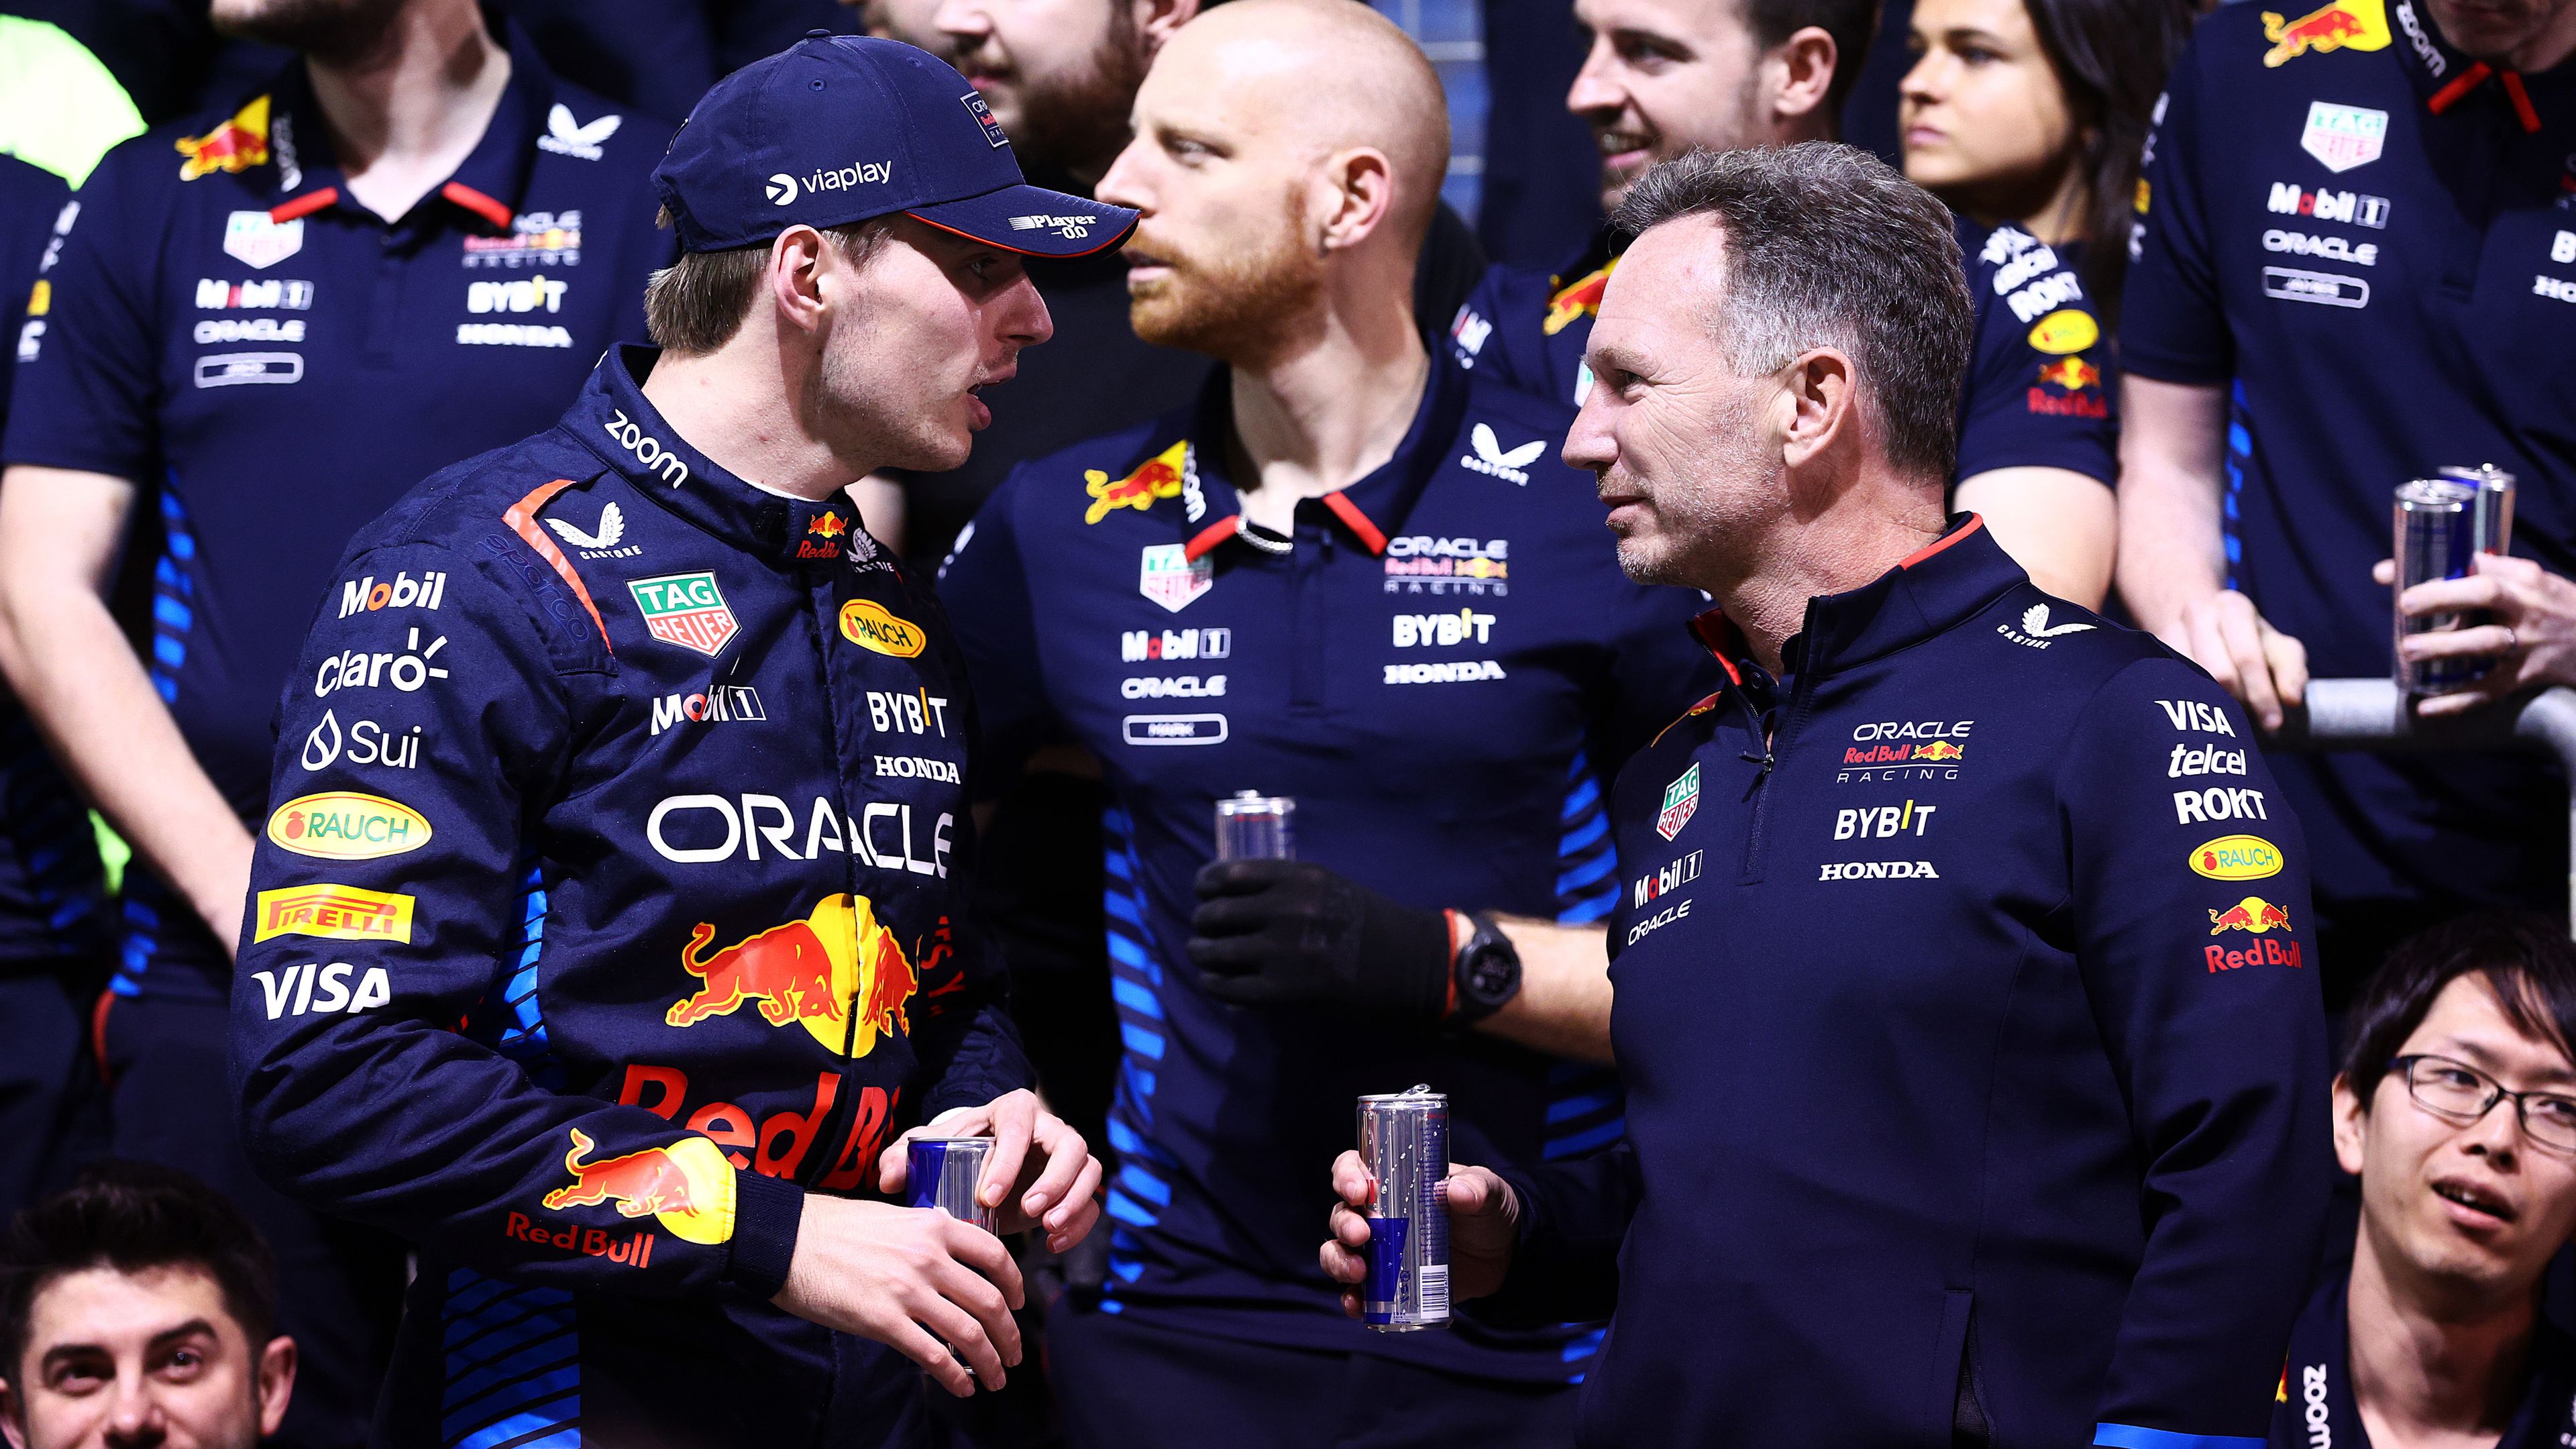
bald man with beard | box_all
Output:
[935,3,1720,1444]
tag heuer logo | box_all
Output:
[627,572,739,656]
[1139,543,1213,613]
[1655,761,1702,841]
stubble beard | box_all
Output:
[1128,188,1326,362]
[1012,15,1150,184]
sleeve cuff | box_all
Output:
[724,1169,804,1299]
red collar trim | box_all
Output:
[1899,513,1984,570]
[441,181,514,230]
[2428,62,2542,131]
[1183,516,1240,563]
[1320,491,1389,555]
[268,188,337,223]
[1686,608,1746,686]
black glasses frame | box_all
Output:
[2390,1053,2576,1152]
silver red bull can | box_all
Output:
[908,1135,998,1233]
[1358,1085,1450,1331]
[2394,479,2486,695]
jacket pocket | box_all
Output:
[1927,1287,1987,1446]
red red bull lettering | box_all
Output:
[503,1211,656,1267]
[2206,936,2306,972]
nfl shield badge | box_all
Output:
[2300,101,2387,172]
[1655,762,1701,841]
[223,211,303,269]
[626,572,739,656]
[1139,544,1212,613]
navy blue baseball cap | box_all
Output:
[653,34,1137,259]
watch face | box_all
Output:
[1467,949,1516,999]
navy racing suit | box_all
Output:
[231,346,1031,1447]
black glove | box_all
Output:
[1186,859,1454,1022]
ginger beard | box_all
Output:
[1126,180,1326,361]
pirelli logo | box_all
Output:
[253,883,416,944]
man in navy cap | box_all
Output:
[0,0,674,1440]
[225,35,1126,1446]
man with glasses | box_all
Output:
[2271,912,2576,1448]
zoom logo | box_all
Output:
[767,174,798,206]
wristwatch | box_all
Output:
[1450,912,1523,1025]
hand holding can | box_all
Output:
[1356,1085,1450,1330]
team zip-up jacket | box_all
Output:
[229,347,1029,1446]
[1493,518,2332,1448]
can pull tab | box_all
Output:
[1405,1083,1434,1096]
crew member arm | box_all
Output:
[0,149,260,948]
[1474,917,1613,1064]
[2116,46,2308,729]
[0,465,257,949]
[229,537,803,1299]
[1957,466,2116,608]
[2059,657,2331,1443]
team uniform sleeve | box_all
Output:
[230,538,803,1301]
[2056,656,2331,1446]
[935,469,1063,787]
[0,142,160,477]
[1472,1142,1640,1328]
[1956,243,2120,487]
[0,162,71,439]
[2118,41,2236,386]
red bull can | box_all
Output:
[1215,791,1295,861]
[1358,1085,1449,1332]
[2436,464,2516,556]
[908,1135,998,1234]
[2394,479,2485,695]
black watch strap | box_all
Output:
[1450,912,1523,1025]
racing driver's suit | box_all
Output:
[230,345,1032,1446]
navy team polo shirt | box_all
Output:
[2,29,673,997]
[2271,1268,2576,1448]
[938,356,1721,1380]
[1450,217,2120,488]
[2123,0,2576,963]
[0,153,109,969]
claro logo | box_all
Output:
[604,409,688,486]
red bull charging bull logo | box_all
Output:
[2209,896,2293,934]
[175,96,272,180]
[2036,357,2102,394]
[539,1129,734,1244]
[1084,440,1188,525]
[1542,262,1617,337]
[2259,0,2390,66]
[665,894,921,1057]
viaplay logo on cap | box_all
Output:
[961,92,1009,148]
[764,160,896,209]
